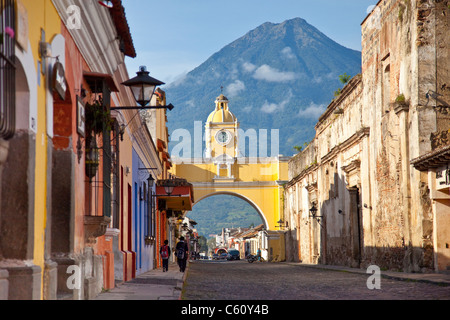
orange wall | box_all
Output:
[61,23,91,253]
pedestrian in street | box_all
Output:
[176,236,189,272]
[160,240,171,272]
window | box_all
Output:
[0,0,16,139]
[382,63,391,114]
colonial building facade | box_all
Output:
[284,0,449,273]
[0,0,192,300]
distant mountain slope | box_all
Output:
[186,195,264,238]
[165,17,361,157]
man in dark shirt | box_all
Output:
[176,236,189,272]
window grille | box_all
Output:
[0,0,16,139]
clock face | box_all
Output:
[215,130,231,145]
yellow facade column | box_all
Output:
[21,0,62,298]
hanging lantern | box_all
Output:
[85,137,100,180]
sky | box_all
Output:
[122,0,379,86]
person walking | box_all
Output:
[257,248,261,262]
[160,240,171,272]
[175,236,189,272]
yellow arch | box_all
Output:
[170,157,290,231]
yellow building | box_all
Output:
[0,0,62,300]
[0,0,141,300]
[171,94,290,261]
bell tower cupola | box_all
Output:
[205,94,239,181]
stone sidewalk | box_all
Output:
[94,262,188,300]
[287,262,450,286]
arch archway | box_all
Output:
[172,159,289,231]
[193,191,269,230]
[170,95,290,232]
[0,44,36,260]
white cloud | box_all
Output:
[298,103,326,119]
[281,47,296,59]
[242,61,257,73]
[185,99,196,108]
[242,105,253,113]
[225,80,246,97]
[261,90,293,114]
[312,72,336,84]
[261,101,280,113]
[164,72,188,88]
[253,64,297,82]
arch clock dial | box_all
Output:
[215,130,232,145]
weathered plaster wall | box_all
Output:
[284,0,450,272]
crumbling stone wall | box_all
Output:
[284,0,449,272]
[429,0,450,149]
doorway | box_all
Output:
[349,186,363,267]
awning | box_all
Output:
[156,178,194,211]
[84,71,119,93]
[157,138,167,152]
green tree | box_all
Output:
[198,236,207,253]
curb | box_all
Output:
[177,261,190,300]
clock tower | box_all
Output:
[205,94,239,180]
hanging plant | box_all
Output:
[85,99,113,135]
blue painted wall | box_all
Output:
[132,148,155,275]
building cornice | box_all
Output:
[320,127,370,165]
[52,0,126,75]
[316,74,362,129]
[191,181,281,189]
[285,163,318,189]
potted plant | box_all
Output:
[85,99,113,135]
[84,98,112,181]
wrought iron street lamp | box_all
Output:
[309,203,318,218]
[276,219,288,230]
[85,138,100,181]
[144,172,181,197]
[122,66,164,107]
[162,179,176,196]
[309,202,324,227]
[143,173,181,244]
[111,66,174,111]
[147,173,155,187]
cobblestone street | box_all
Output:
[182,261,450,300]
